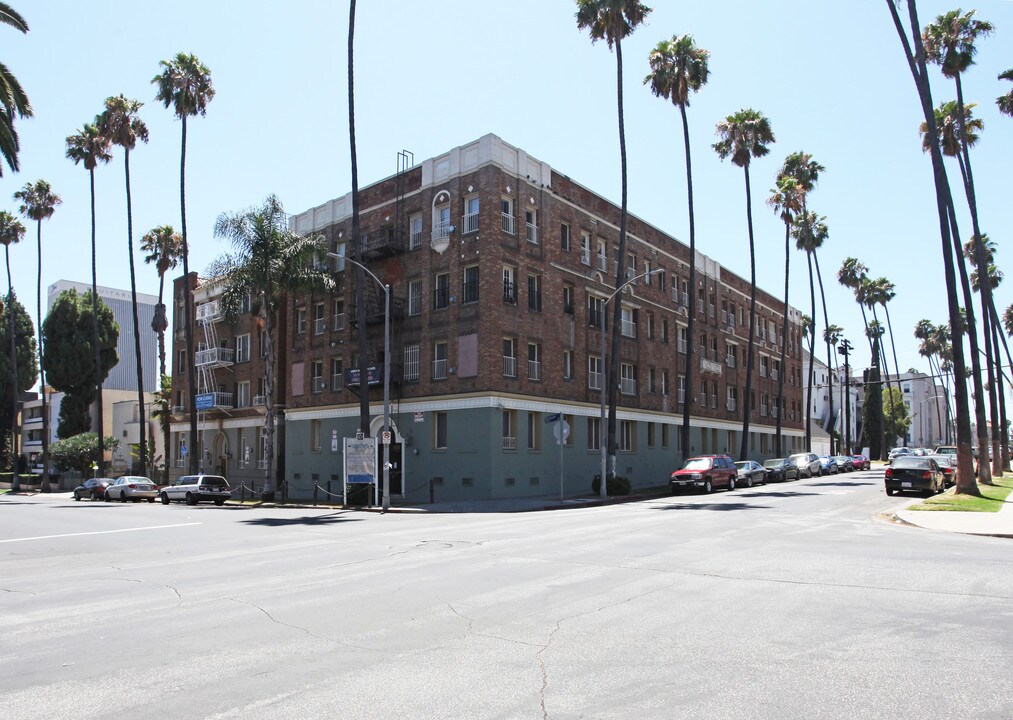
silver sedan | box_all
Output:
[734,460,767,488]
[105,476,159,503]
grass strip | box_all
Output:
[908,474,1013,512]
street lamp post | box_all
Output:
[328,253,391,512]
[838,339,852,454]
[599,268,662,498]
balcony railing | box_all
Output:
[195,347,234,367]
[621,319,636,338]
[175,459,185,468]
[581,248,591,266]
[332,313,345,332]
[312,377,327,393]
[212,392,234,409]
[678,390,686,404]
[331,373,343,391]
[726,400,738,412]
[589,371,603,391]
[171,405,185,414]
[252,395,266,406]
[463,211,479,234]
[503,356,517,377]
[502,436,517,450]
[525,223,538,244]
[503,281,517,305]
[700,357,723,375]
[726,356,737,368]
[597,255,608,271]
[528,360,541,381]
[501,213,515,234]
[313,317,327,335]
[195,300,222,323]
[433,219,451,242]
[433,287,449,310]
[433,358,448,380]
[257,459,269,470]
[621,378,636,395]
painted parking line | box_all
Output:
[0,523,201,543]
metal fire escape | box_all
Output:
[194,299,234,410]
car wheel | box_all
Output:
[886,487,895,496]
[91,491,99,501]
[185,492,196,506]
[105,491,112,502]
[214,498,225,506]
[74,492,81,501]
[121,492,128,503]
[703,479,713,494]
[746,476,753,489]
[160,492,170,505]
[728,478,736,491]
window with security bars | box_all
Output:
[403,344,420,382]
[408,279,422,316]
[462,266,479,304]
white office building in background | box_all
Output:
[48,279,159,393]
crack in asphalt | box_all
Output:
[104,564,184,606]
[1,587,39,595]
[222,596,383,653]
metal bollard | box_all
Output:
[313,483,318,506]
[429,478,435,504]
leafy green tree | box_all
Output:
[883,387,911,449]
[577,0,652,477]
[768,175,803,456]
[49,433,118,476]
[43,289,118,439]
[0,2,31,176]
[0,291,35,478]
[152,52,215,474]
[98,94,150,476]
[645,32,709,463]
[998,69,1013,117]
[713,108,775,459]
[66,121,112,474]
[206,195,333,494]
[14,178,60,491]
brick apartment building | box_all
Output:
[170,134,806,502]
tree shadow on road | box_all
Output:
[806,480,876,487]
[238,512,363,527]
[654,501,772,511]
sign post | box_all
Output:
[547,414,570,499]
[343,436,377,506]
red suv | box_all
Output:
[669,455,738,494]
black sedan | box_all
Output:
[72,478,115,501]
[734,460,767,488]
[763,458,799,483]
[885,457,946,496]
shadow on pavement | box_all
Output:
[807,480,876,487]
[239,513,362,527]
[654,501,771,511]
[733,490,818,499]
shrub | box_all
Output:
[591,474,632,496]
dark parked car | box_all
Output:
[834,455,854,472]
[72,478,115,501]
[852,454,871,471]
[818,455,839,475]
[885,457,946,496]
[734,460,766,488]
[927,454,955,487]
[789,452,821,478]
[669,455,738,494]
[763,458,799,483]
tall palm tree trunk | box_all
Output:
[775,222,790,457]
[5,246,18,489]
[261,302,276,494]
[928,353,944,446]
[870,306,894,451]
[179,116,198,475]
[739,164,757,461]
[607,36,631,477]
[89,168,105,477]
[123,148,147,476]
[813,251,834,452]
[989,313,1009,470]
[348,0,369,443]
[35,220,50,492]
[886,0,976,494]
[156,272,169,482]
[679,102,696,463]
[804,253,815,451]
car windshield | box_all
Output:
[892,457,931,470]
[929,455,951,467]
[734,462,749,469]
[789,454,807,463]
[682,458,711,471]
[763,459,783,468]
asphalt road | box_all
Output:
[1,470,1011,720]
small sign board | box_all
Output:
[545,413,561,424]
[382,431,392,445]
[344,437,376,485]
[414,411,424,423]
[180,445,188,457]
[195,393,215,411]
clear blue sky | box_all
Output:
[4,0,1011,385]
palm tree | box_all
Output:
[140,225,182,383]
[98,95,149,476]
[767,175,803,456]
[13,179,60,491]
[0,209,24,484]
[924,8,998,479]
[206,195,334,495]
[644,32,709,463]
[914,318,945,444]
[66,122,112,476]
[998,69,1013,117]
[920,100,982,164]
[791,211,826,451]
[885,0,977,495]
[152,53,215,475]
[713,108,775,459]
[823,323,844,449]
[0,2,32,176]
[147,374,172,484]
[577,0,652,475]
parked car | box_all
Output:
[852,454,871,470]
[834,455,854,472]
[734,460,766,488]
[927,454,955,487]
[72,477,115,501]
[763,457,799,483]
[669,455,737,494]
[106,476,158,503]
[818,455,839,475]
[887,447,912,462]
[789,452,821,478]
[159,474,232,506]
[934,446,957,459]
[884,457,946,496]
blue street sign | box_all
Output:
[195,393,215,411]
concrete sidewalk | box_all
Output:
[892,490,1013,539]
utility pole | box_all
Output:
[838,339,852,455]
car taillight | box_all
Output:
[885,468,893,478]
[128,484,137,489]
[922,471,932,480]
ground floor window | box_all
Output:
[434,412,447,450]
[587,417,600,451]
